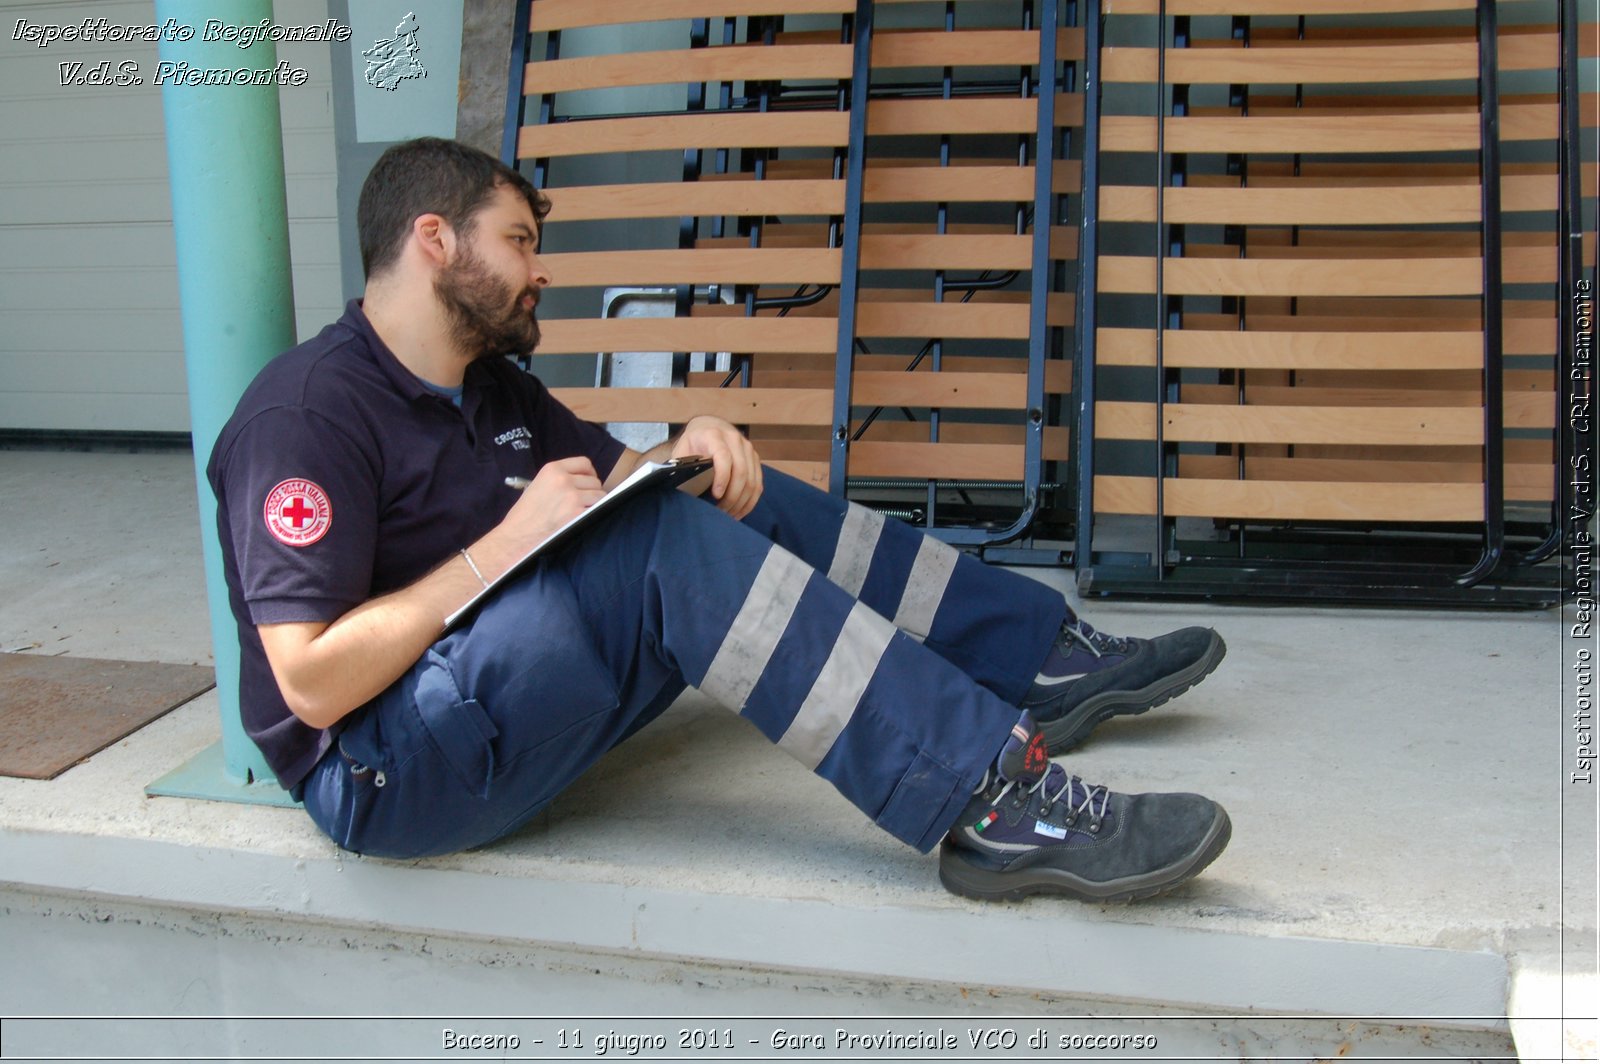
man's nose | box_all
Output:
[529,254,553,288]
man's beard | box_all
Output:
[433,243,540,359]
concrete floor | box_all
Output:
[1,449,1594,1059]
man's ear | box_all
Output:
[411,212,454,268]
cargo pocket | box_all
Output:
[412,649,500,799]
[876,750,968,853]
[300,720,388,854]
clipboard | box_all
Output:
[444,455,714,632]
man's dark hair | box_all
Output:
[357,137,551,279]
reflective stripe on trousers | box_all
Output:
[301,468,1065,859]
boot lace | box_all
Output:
[1061,610,1133,658]
[991,763,1111,833]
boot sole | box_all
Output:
[937,806,1232,903]
[1037,630,1226,752]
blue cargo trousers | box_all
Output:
[301,469,1066,859]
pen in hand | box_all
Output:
[506,456,703,493]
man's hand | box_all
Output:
[499,455,607,551]
[673,415,763,519]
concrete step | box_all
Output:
[0,890,1521,1062]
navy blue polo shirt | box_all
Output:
[207,300,625,790]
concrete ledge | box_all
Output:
[2,823,1508,1022]
[2,891,1529,1063]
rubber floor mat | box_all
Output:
[0,653,214,779]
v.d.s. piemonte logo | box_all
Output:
[363,12,425,91]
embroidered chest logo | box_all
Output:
[264,478,333,547]
[494,426,532,451]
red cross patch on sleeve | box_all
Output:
[263,478,333,547]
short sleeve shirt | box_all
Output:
[207,300,625,790]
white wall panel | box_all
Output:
[0,0,342,433]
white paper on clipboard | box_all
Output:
[443,455,714,632]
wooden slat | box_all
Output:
[1502,97,1562,142]
[719,356,1071,393]
[523,43,851,95]
[1102,0,1475,13]
[1049,226,1077,261]
[758,156,1011,176]
[546,179,844,222]
[1179,454,1553,501]
[1098,113,1480,154]
[1223,94,1571,145]
[528,0,854,32]
[1058,27,1086,63]
[741,157,1080,196]
[1094,328,1484,369]
[865,97,1038,136]
[541,247,840,286]
[755,421,1069,448]
[1291,369,1551,391]
[695,290,1075,329]
[851,371,1026,409]
[1098,184,1480,225]
[1095,401,1484,445]
[850,441,1024,480]
[1053,161,1085,195]
[1259,296,1540,317]
[1093,475,1483,522]
[697,221,1012,249]
[1237,315,1554,356]
[732,358,1068,392]
[859,233,1032,271]
[871,29,1039,68]
[1498,29,1562,72]
[1191,171,1550,210]
[1097,256,1483,297]
[841,24,1082,68]
[1504,244,1560,285]
[1216,385,1554,430]
[1248,231,1494,255]
[1053,92,1087,129]
[537,316,838,356]
[851,422,1071,460]
[1293,440,1550,464]
[1505,171,1558,212]
[552,387,833,425]
[1249,160,1523,179]
[517,111,848,159]
[856,301,1031,340]
[1256,233,1587,283]
[864,166,1036,204]
[1246,24,1562,73]
[1100,40,1478,85]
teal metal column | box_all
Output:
[151,0,297,799]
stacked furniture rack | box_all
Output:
[503,0,1596,604]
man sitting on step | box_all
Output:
[208,137,1232,902]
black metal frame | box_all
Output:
[500,1,534,169]
[834,0,1075,560]
[828,0,875,498]
[1549,0,1595,574]
[1070,0,1574,607]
